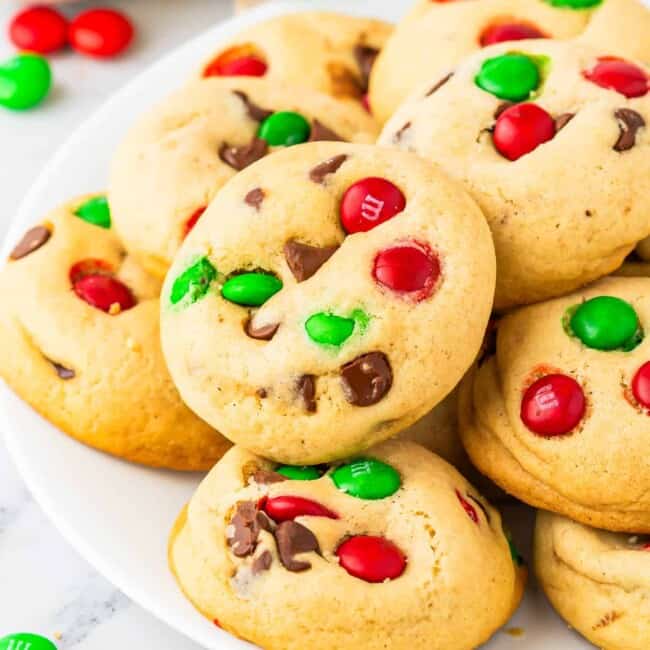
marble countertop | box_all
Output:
[0,2,233,647]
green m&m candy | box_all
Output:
[258,111,311,146]
[0,53,51,110]
[0,633,57,650]
[475,53,540,101]
[544,0,602,7]
[276,465,323,480]
[305,312,355,346]
[331,458,401,500]
[170,256,217,306]
[221,272,282,306]
[569,296,641,351]
[74,195,111,229]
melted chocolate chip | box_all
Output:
[494,102,514,120]
[340,352,392,407]
[219,137,268,171]
[393,121,411,143]
[274,521,320,572]
[425,72,453,97]
[228,501,264,557]
[246,318,280,341]
[49,359,75,380]
[308,119,345,143]
[245,187,265,210]
[354,44,380,92]
[614,108,645,152]
[252,550,273,574]
[297,374,317,412]
[257,387,268,399]
[308,154,348,184]
[232,90,273,122]
[10,225,51,261]
[252,469,287,485]
[283,240,338,282]
[555,113,575,132]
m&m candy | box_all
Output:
[520,373,586,437]
[74,195,111,229]
[170,257,217,306]
[257,111,311,147]
[480,23,546,47]
[73,274,136,314]
[69,8,134,58]
[336,536,406,582]
[0,633,57,650]
[569,296,640,351]
[305,312,355,346]
[263,496,338,522]
[276,465,323,480]
[583,57,649,98]
[544,0,606,7]
[9,6,68,54]
[221,272,282,307]
[331,458,401,500]
[0,53,51,110]
[205,54,267,78]
[340,177,406,234]
[372,243,440,299]
[631,362,650,409]
[475,53,541,101]
[493,103,556,161]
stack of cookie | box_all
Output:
[2,2,650,648]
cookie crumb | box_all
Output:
[109,302,122,316]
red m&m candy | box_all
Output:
[73,274,136,313]
[263,496,338,522]
[456,489,479,524]
[69,8,134,58]
[9,6,68,54]
[521,373,586,437]
[337,535,406,583]
[583,57,649,98]
[632,362,650,410]
[203,46,267,78]
[372,242,440,301]
[480,22,546,47]
[340,177,406,234]
[183,206,206,238]
[493,103,556,161]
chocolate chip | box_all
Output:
[283,240,338,282]
[256,388,268,399]
[308,119,345,143]
[228,501,263,557]
[393,121,411,143]
[252,550,273,574]
[274,521,320,572]
[297,374,317,412]
[425,72,453,97]
[49,359,75,380]
[308,154,348,184]
[354,44,380,92]
[219,137,268,171]
[494,102,514,120]
[340,352,392,407]
[245,187,265,210]
[555,113,575,132]
[614,108,645,152]
[10,225,51,261]
[232,90,273,122]
[252,469,287,485]
[245,318,279,341]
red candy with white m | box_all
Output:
[340,177,406,234]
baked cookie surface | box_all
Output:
[460,277,650,532]
[380,39,650,309]
[370,0,650,124]
[535,510,650,650]
[197,11,391,107]
[161,142,496,464]
[169,440,525,650]
[0,195,230,470]
[109,77,378,278]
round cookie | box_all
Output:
[535,511,650,650]
[169,439,526,650]
[380,39,650,309]
[459,276,650,532]
[197,12,392,107]
[0,195,230,470]
[370,0,650,125]
[109,77,379,278]
[161,142,496,465]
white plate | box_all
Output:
[0,2,598,648]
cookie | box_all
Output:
[380,39,650,309]
[109,77,378,279]
[197,12,391,107]
[0,195,230,470]
[459,276,650,532]
[161,142,496,465]
[370,0,650,125]
[169,440,526,650]
[535,511,650,650]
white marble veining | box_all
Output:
[0,1,232,647]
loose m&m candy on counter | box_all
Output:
[0,53,51,110]
[0,633,57,650]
